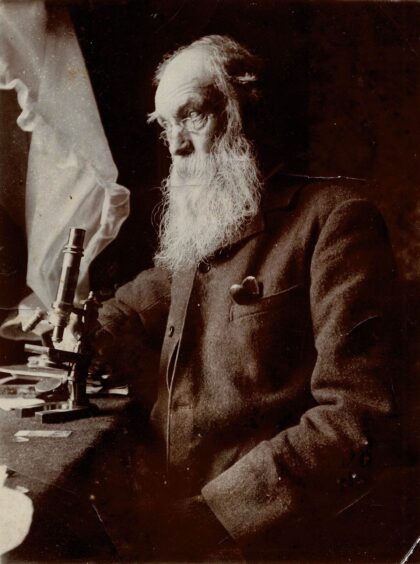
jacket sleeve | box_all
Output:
[94,266,171,404]
[202,198,401,544]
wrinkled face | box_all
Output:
[154,48,224,163]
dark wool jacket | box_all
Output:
[98,176,400,556]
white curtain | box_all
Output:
[0,0,130,336]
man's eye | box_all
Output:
[184,111,207,131]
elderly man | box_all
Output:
[96,35,399,560]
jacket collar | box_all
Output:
[263,173,309,211]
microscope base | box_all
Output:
[15,401,98,422]
[35,402,98,423]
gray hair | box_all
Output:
[152,35,261,138]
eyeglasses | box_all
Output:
[158,111,211,140]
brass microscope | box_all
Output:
[0,228,100,423]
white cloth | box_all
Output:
[0,466,33,556]
[0,1,130,331]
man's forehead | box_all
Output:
[155,48,214,115]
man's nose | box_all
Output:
[169,124,193,157]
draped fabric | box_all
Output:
[0,0,130,336]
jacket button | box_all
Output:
[168,325,174,337]
[198,261,211,273]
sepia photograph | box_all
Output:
[0,0,419,561]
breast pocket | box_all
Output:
[229,283,304,321]
[229,284,311,378]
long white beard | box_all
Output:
[154,133,262,272]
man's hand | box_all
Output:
[58,311,83,351]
